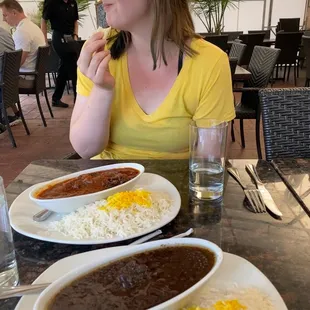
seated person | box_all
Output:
[70,0,235,160]
[0,25,18,129]
[0,0,45,89]
[0,25,14,70]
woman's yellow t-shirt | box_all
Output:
[77,30,235,160]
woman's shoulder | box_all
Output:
[190,38,228,65]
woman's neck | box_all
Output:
[128,26,179,65]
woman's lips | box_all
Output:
[103,4,113,10]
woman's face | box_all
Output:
[102,0,151,31]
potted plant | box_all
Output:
[192,0,238,34]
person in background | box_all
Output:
[70,0,235,160]
[0,26,14,71]
[0,0,45,90]
[41,0,79,108]
[0,26,15,132]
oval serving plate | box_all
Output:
[34,238,223,310]
[9,173,181,245]
[29,163,144,213]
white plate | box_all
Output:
[9,173,181,245]
[29,163,145,214]
[15,246,287,310]
[34,238,223,310]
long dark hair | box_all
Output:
[108,0,199,70]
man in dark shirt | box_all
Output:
[41,0,79,108]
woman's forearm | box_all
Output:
[74,21,78,38]
[70,86,114,158]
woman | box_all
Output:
[70,0,235,159]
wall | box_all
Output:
[193,0,266,33]
[193,0,307,35]
[270,0,307,27]
[0,0,308,39]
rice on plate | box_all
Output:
[184,285,275,310]
[48,189,171,239]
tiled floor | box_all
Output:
[0,90,75,186]
[0,70,307,187]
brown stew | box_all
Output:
[48,246,215,310]
[35,168,139,199]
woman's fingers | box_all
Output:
[87,50,110,79]
[96,54,112,78]
[78,35,107,73]
[76,31,115,90]
[78,40,106,71]
[85,31,105,44]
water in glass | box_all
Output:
[190,162,224,200]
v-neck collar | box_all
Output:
[122,50,190,121]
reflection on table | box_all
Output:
[2,159,310,310]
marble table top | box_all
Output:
[1,159,310,310]
[272,158,310,218]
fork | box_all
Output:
[227,167,266,213]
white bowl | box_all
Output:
[29,163,144,213]
[34,238,223,310]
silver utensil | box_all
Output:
[130,229,162,245]
[245,164,283,217]
[0,228,194,299]
[171,228,194,238]
[228,167,266,213]
[0,283,50,299]
[33,209,53,222]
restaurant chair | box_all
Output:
[65,39,85,95]
[231,46,281,159]
[274,32,303,86]
[204,34,229,52]
[229,42,246,65]
[302,36,310,87]
[19,46,54,127]
[248,30,271,40]
[0,50,30,147]
[229,57,238,81]
[279,18,300,32]
[46,41,60,89]
[229,57,238,122]
[299,32,310,71]
[238,33,265,66]
[259,88,310,161]
[222,31,243,42]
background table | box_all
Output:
[2,159,310,310]
[234,65,252,81]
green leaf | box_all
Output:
[191,0,239,34]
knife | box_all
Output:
[227,167,260,213]
[245,164,283,217]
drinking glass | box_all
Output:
[189,119,228,200]
[0,176,19,286]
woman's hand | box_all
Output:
[77,32,115,90]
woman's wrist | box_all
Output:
[92,85,114,99]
